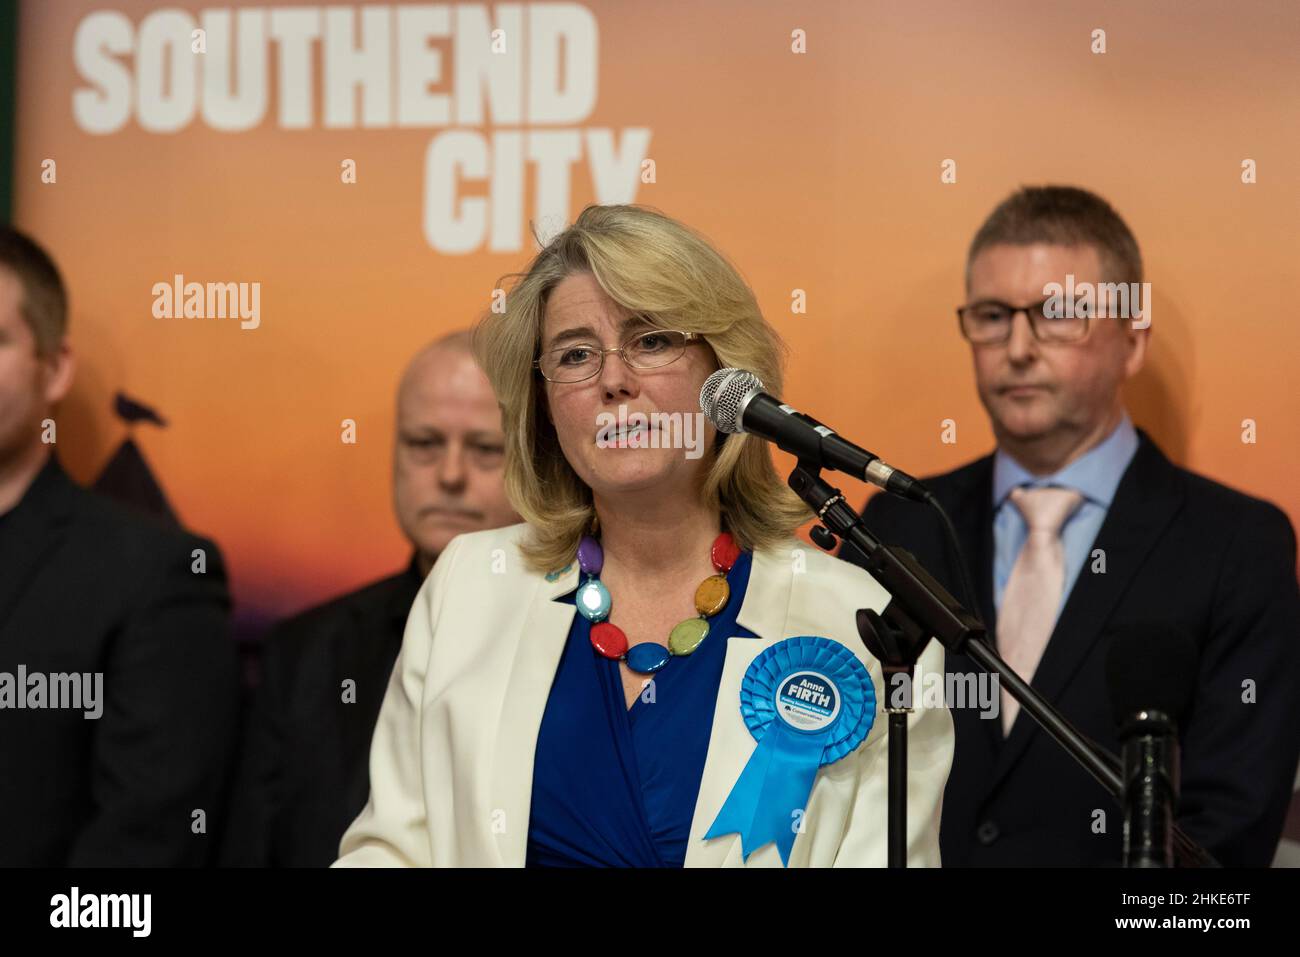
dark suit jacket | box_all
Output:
[0,456,239,865]
[839,429,1300,866]
[220,559,423,867]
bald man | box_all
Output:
[222,333,518,866]
[393,332,522,576]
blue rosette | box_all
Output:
[704,636,876,866]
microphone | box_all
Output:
[1105,624,1200,868]
[699,368,929,502]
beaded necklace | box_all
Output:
[575,531,741,674]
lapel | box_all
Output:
[0,456,75,632]
[684,543,801,867]
[488,557,579,866]
[988,431,1184,790]
[944,456,1003,759]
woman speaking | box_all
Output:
[335,205,952,867]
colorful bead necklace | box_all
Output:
[575,531,742,674]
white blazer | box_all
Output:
[334,522,953,867]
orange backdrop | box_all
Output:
[12,0,1300,625]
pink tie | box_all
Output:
[997,486,1083,736]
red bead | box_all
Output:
[711,531,740,573]
[589,621,629,659]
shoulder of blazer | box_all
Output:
[262,563,420,669]
[21,455,228,592]
[915,453,995,520]
[430,522,542,584]
[921,452,996,495]
[414,522,559,627]
[1138,430,1294,535]
[775,536,880,585]
[759,537,893,624]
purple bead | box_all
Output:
[577,535,604,575]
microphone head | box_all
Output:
[699,368,763,434]
[1104,623,1199,731]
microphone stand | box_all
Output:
[786,461,1215,868]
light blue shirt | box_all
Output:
[992,414,1139,620]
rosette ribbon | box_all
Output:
[704,636,875,866]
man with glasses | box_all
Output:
[839,185,1300,866]
[222,331,519,866]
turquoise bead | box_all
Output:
[626,642,671,674]
[576,579,611,622]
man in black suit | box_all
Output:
[222,331,518,866]
[841,186,1300,866]
[0,226,239,865]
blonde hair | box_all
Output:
[473,204,808,573]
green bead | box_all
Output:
[668,617,710,656]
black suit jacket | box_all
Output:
[839,429,1300,866]
[0,456,239,865]
[221,559,423,867]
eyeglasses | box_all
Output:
[956,299,1092,345]
[534,329,702,383]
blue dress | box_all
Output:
[525,551,756,867]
